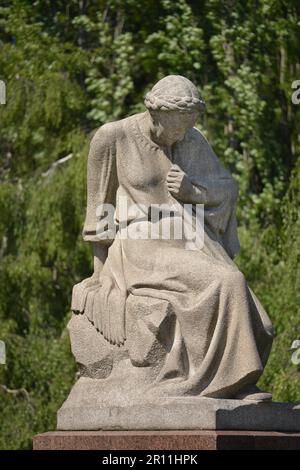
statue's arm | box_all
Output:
[71,125,117,312]
[83,124,117,242]
[83,123,118,276]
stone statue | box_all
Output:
[58,75,276,431]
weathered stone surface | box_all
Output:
[33,430,300,450]
[57,377,300,432]
[68,313,128,379]
[55,75,293,434]
[126,295,175,367]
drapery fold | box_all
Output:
[71,113,273,397]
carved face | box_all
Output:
[150,110,199,146]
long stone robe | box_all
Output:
[73,112,273,399]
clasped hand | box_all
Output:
[166,164,194,203]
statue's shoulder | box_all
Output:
[91,114,137,149]
[91,119,122,147]
[185,126,210,147]
[185,126,233,175]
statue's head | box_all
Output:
[145,75,205,146]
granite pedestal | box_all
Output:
[33,430,300,450]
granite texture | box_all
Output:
[33,430,300,450]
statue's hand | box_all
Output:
[166,164,194,202]
[71,243,108,314]
[71,274,100,314]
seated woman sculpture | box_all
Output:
[72,75,274,402]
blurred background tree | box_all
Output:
[0,0,299,449]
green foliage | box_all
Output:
[0,2,88,176]
[0,330,76,450]
[237,163,300,402]
[142,0,205,78]
[0,0,300,449]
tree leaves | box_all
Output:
[0,0,300,448]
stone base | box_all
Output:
[33,430,300,450]
[57,378,300,432]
